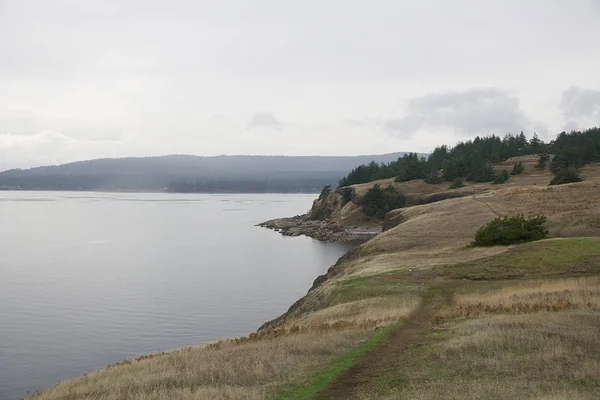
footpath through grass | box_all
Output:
[271,324,398,400]
[273,238,600,399]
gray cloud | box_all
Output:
[0,108,125,141]
[248,112,283,130]
[561,87,600,130]
[341,118,383,128]
[0,109,42,136]
[385,88,530,138]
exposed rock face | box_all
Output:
[258,214,380,244]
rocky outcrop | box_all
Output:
[258,214,380,244]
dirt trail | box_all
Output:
[314,287,451,400]
[472,196,502,217]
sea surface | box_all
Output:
[0,191,351,399]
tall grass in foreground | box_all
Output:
[439,277,600,317]
[358,277,600,400]
[30,329,370,400]
[274,325,398,400]
[365,311,600,400]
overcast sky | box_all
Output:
[1,0,600,170]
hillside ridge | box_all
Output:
[0,152,413,193]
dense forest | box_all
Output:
[339,128,600,187]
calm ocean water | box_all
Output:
[0,191,351,399]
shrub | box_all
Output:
[550,168,583,185]
[511,161,525,175]
[341,187,354,207]
[424,172,442,184]
[363,184,405,218]
[318,185,331,200]
[492,169,510,184]
[470,214,549,247]
[448,178,464,189]
[536,154,550,169]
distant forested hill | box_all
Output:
[0,153,412,193]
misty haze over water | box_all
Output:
[0,192,350,400]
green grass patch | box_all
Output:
[321,279,421,310]
[338,266,425,285]
[272,324,398,400]
[269,274,422,325]
[442,238,600,280]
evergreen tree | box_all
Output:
[337,128,599,188]
[493,169,510,184]
[536,153,550,169]
[511,161,525,175]
[528,133,544,154]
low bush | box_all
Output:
[492,169,510,184]
[511,161,525,175]
[536,154,550,169]
[424,172,442,184]
[448,178,465,189]
[319,185,332,200]
[363,184,405,218]
[470,214,548,247]
[341,188,354,207]
[550,168,583,185]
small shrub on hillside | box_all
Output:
[511,161,525,175]
[536,154,550,169]
[363,184,405,218]
[448,178,464,189]
[341,187,354,207]
[470,214,548,247]
[382,185,405,210]
[492,169,510,184]
[318,185,331,200]
[424,172,442,184]
[550,168,583,185]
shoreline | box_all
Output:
[257,214,381,244]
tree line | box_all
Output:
[338,128,600,188]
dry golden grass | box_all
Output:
[337,195,506,277]
[362,310,600,400]
[440,277,600,318]
[335,159,600,227]
[354,275,600,399]
[31,328,371,400]
[336,180,600,278]
[480,181,600,237]
[289,295,420,328]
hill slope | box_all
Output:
[0,153,412,193]
[307,156,600,227]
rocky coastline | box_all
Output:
[258,214,381,244]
